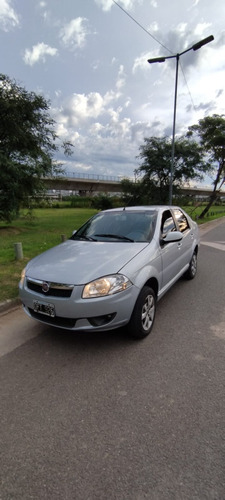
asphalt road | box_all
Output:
[0,219,225,500]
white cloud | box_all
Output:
[0,0,19,31]
[116,65,126,90]
[94,0,114,10]
[23,43,58,66]
[191,0,200,7]
[132,51,150,73]
[52,80,151,178]
[176,23,188,35]
[59,88,122,128]
[94,0,142,12]
[91,59,101,71]
[90,122,105,135]
[38,1,50,22]
[147,21,158,32]
[61,92,104,128]
[193,22,212,37]
[60,17,89,50]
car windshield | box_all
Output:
[71,210,157,243]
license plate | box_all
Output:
[33,300,55,317]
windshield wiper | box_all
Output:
[71,235,96,241]
[95,233,134,242]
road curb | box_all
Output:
[0,298,21,316]
[199,216,225,235]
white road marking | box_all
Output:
[201,241,225,251]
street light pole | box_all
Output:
[170,53,179,206]
[148,35,214,205]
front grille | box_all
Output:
[28,308,76,328]
[27,278,73,298]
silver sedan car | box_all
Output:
[19,206,199,339]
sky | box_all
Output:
[0,0,224,187]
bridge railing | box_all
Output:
[57,171,124,182]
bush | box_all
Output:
[70,196,92,208]
[91,195,113,210]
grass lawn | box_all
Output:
[0,208,97,303]
[0,205,225,303]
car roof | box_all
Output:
[102,206,181,213]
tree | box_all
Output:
[137,136,209,204]
[120,178,152,206]
[187,114,225,218]
[0,74,72,221]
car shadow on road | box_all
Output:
[40,323,137,352]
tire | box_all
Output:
[128,286,156,339]
[185,251,197,280]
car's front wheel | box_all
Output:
[128,286,156,339]
[185,250,197,280]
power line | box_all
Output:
[112,1,198,112]
[112,0,173,54]
[180,62,196,111]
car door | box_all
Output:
[160,209,184,291]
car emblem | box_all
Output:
[42,281,50,293]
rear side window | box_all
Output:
[173,209,190,232]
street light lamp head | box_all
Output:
[192,35,214,51]
[146,34,214,205]
[148,57,166,64]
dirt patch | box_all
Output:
[0,226,22,236]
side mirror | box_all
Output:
[161,231,183,245]
[72,230,77,235]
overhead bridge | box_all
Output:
[43,176,122,194]
[43,175,224,198]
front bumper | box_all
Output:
[19,279,139,332]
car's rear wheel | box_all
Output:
[128,286,156,339]
[185,250,197,279]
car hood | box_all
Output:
[26,239,148,284]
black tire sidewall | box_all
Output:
[186,251,197,280]
[128,286,156,339]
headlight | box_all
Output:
[82,274,132,298]
[20,267,26,286]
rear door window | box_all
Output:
[173,209,190,232]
